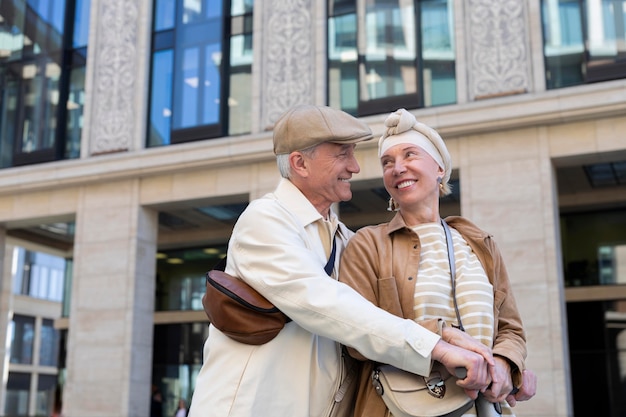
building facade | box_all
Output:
[0,0,625,416]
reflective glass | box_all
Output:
[0,0,87,166]
[5,372,31,416]
[149,50,174,146]
[562,208,626,287]
[203,43,221,125]
[152,323,209,413]
[329,0,454,114]
[73,0,92,47]
[65,65,86,159]
[36,374,58,417]
[155,0,176,30]
[155,246,226,311]
[586,0,626,59]
[23,0,67,56]
[173,5,222,130]
[0,1,27,62]
[0,77,18,168]
[9,315,35,365]
[40,319,61,366]
[361,1,417,101]
[228,33,252,135]
[421,0,455,106]
[328,12,358,113]
[541,0,584,88]
[12,248,66,301]
[232,0,253,15]
[148,0,252,144]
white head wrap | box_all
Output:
[378,109,452,196]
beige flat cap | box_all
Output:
[273,105,373,155]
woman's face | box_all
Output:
[380,143,444,212]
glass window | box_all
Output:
[148,0,253,147]
[5,372,31,416]
[12,247,66,302]
[155,246,227,311]
[152,323,209,415]
[328,0,455,116]
[36,374,59,416]
[40,319,61,366]
[0,0,91,168]
[541,0,626,89]
[9,315,35,365]
[561,208,626,287]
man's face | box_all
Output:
[298,142,361,214]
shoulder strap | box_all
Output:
[441,218,464,331]
[211,238,336,278]
[324,237,337,276]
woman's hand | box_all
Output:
[481,356,514,403]
[506,369,537,406]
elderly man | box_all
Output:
[188,105,494,417]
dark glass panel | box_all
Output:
[10,315,35,365]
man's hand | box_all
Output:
[441,326,495,369]
[431,339,492,399]
[506,369,537,407]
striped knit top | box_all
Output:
[410,221,494,347]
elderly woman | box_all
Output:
[338,109,535,417]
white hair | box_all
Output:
[275,146,318,179]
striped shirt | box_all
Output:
[410,222,514,416]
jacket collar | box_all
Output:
[274,178,340,228]
[386,212,490,241]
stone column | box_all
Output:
[61,180,158,417]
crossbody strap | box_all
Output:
[214,238,336,277]
[441,218,464,332]
[324,237,337,276]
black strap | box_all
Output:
[211,237,337,277]
[324,237,337,276]
[213,256,227,272]
[441,218,464,332]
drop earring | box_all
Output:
[387,197,398,212]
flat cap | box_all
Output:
[273,105,373,154]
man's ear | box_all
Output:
[290,152,310,177]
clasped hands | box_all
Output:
[432,326,536,406]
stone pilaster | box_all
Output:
[465,0,532,100]
[62,180,158,417]
[260,0,316,129]
[84,0,147,155]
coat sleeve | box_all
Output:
[486,235,527,386]
[228,198,441,376]
[338,227,443,361]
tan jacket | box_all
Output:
[339,214,527,417]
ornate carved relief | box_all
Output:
[262,0,314,129]
[90,0,138,155]
[467,0,530,100]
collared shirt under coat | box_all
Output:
[188,178,442,417]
